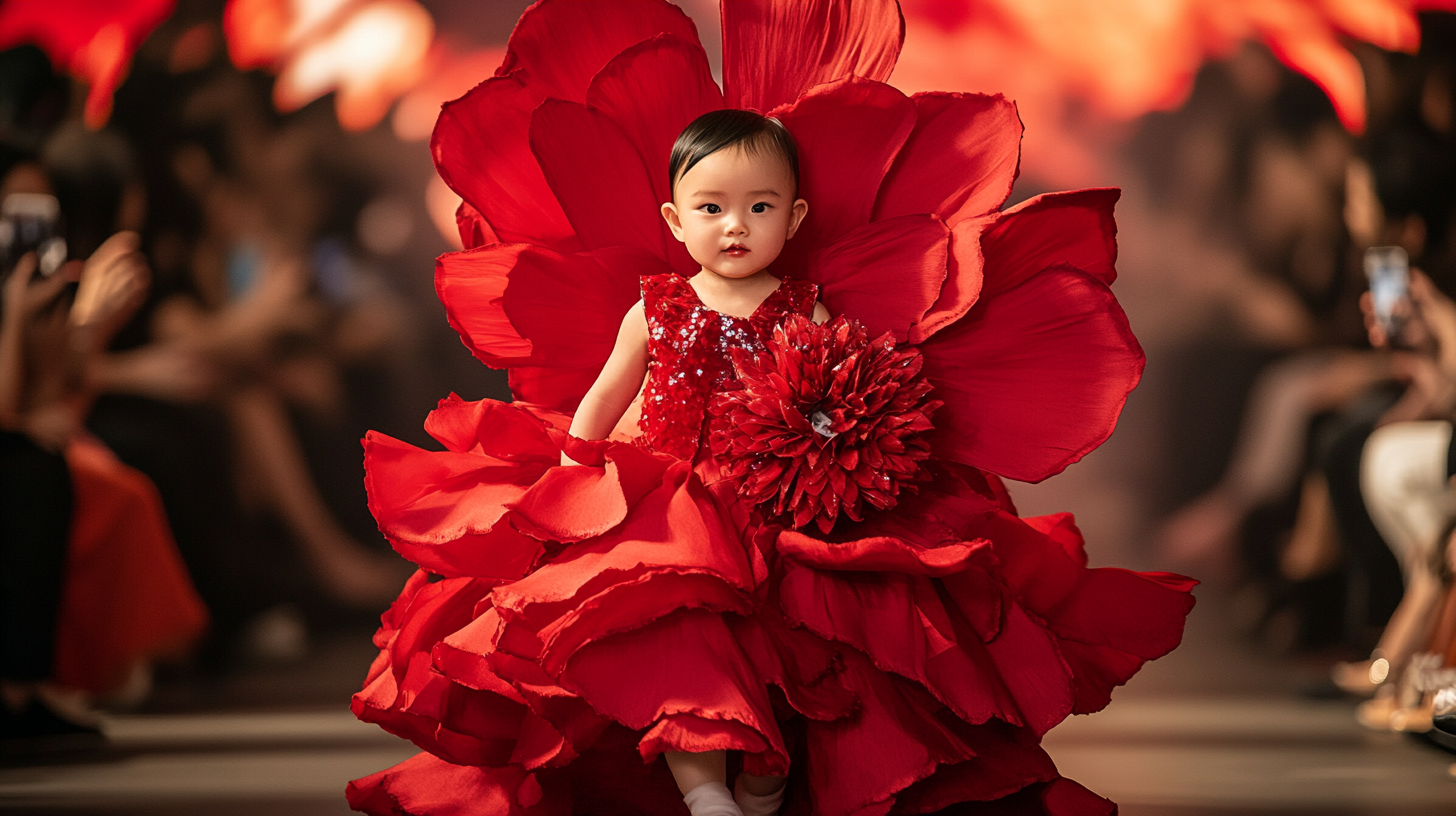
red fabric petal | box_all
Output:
[363,431,546,580]
[777,531,993,576]
[801,650,978,816]
[432,73,580,251]
[421,394,564,457]
[721,0,904,112]
[585,34,724,219]
[981,189,1121,298]
[775,79,916,272]
[530,99,671,261]
[906,215,988,344]
[874,92,1022,225]
[889,723,1059,812]
[346,753,539,816]
[435,243,663,411]
[920,266,1144,482]
[498,0,699,103]
[455,200,498,250]
[807,214,948,342]
[561,608,786,771]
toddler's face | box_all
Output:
[662,147,806,279]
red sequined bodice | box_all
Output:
[639,274,818,459]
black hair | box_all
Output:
[668,109,798,198]
[41,123,139,259]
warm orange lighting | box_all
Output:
[392,45,506,142]
[426,173,464,250]
[0,0,177,128]
[224,0,435,131]
[892,0,1456,185]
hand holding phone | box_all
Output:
[1365,246,1410,340]
[0,193,67,278]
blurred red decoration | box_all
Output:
[892,0,1456,184]
[223,0,434,131]
[709,315,940,534]
[0,0,176,128]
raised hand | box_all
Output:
[70,231,150,350]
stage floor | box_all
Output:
[3,590,1453,815]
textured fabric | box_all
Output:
[639,274,817,459]
[1362,421,1456,573]
[53,437,208,695]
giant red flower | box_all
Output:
[431,0,1141,486]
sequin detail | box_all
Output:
[638,274,818,459]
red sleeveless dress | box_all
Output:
[347,272,1194,816]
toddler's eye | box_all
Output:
[701,203,721,214]
[751,202,771,213]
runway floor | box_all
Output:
[3,590,1454,815]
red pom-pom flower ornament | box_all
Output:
[709,315,940,533]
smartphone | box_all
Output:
[0,192,67,278]
[1365,245,1409,338]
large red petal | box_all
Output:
[498,0,699,103]
[777,531,994,576]
[431,73,579,251]
[920,267,1144,482]
[586,34,724,208]
[721,0,904,112]
[585,34,723,273]
[775,78,916,272]
[874,92,1022,225]
[436,243,664,411]
[908,215,989,344]
[454,200,497,251]
[531,99,670,261]
[362,432,545,580]
[807,214,948,341]
[981,189,1120,298]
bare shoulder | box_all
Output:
[620,299,648,338]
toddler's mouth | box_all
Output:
[724,244,750,256]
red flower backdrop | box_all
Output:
[432,0,1141,485]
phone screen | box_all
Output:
[0,192,67,277]
[1364,246,1409,336]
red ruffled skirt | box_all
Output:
[54,437,208,696]
[348,396,1194,816]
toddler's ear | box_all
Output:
[661,202,686,242]
[786,198,808,240]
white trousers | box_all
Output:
[1361,420,1456,576]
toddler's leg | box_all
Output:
[667,751,741,816]
[735,773,787,816]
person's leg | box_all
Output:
[225,385,404,607]
[0,431,71,700]
[735,771,787,816]
[666,751,741,816]
[1356,422,1455,679]
[1320,401,1406,641]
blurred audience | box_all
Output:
[1149,14,1456,727]
[0,157,206,745]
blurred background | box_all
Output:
[2,0,1456,814]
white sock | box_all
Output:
[683,781,743,816]
[734,777,786,816]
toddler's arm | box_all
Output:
[812,301,830,324]
[563,301,649,465]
